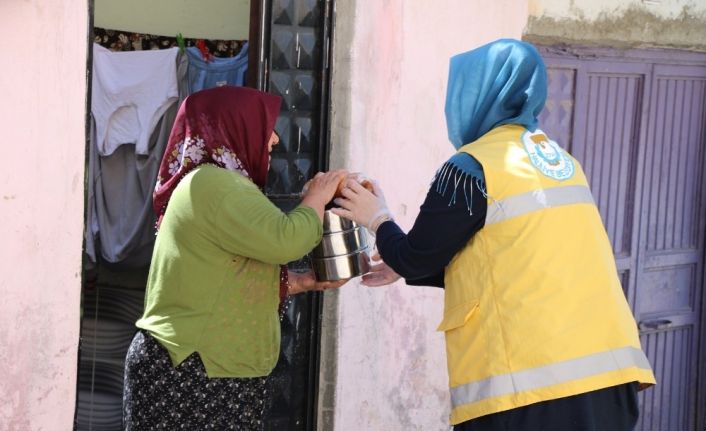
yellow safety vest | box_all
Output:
[439,124,655,425]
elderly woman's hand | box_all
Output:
[301,170,348,220]
[331,179,393,232]
[288,271,349,294]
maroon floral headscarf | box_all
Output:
[153,86,282,217]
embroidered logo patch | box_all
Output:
[522,129,575,181]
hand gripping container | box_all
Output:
[310,210,370,281]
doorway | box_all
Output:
[76,1,334,429]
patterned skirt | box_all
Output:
[123,330,268,430]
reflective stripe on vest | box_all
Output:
[450,346,651,408]
[486,185,595,226]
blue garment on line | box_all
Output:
[444,39,547,149]
[187,43,249,94]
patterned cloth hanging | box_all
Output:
[93,27,246,58]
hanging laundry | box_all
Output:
[187,43,249,94]
[176,51,190,106]
[91,44,179,156]
[85,53,188,267]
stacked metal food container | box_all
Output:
[310,210,370,281]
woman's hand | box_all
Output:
[331,179,393,232]
[288,271,349,294]
[361,253,401,287]
[301,170,348,220]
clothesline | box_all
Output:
[93,27,247,58]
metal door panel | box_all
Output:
[541,48,706,430]
[639,326,693,430]
[635,63,706,431]
[572,64,647,260]
[639,263,697,314]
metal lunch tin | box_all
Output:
[311,250,371,281]
[311,210,370,281]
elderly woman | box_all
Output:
[122,86,346,430]
[334,39,655,431]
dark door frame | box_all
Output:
[248,1,335,429]
[247,0,267,90]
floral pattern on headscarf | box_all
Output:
[156,136,249,188]
[212,147,249,175]
[164,136,207,176]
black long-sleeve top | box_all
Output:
[375,152,486,287]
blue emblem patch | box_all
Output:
[522,129,575,181]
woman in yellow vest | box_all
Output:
[333,39,656,430]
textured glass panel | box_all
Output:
[295,31,317,70]
[292,158,313,187]
[296,0,320,27]
[266,156,313,196]
[273,115,292,154]
[272,30,295,70]
[293,115,315,154]
[270,71,293,110]
[267,157,291,195]
[272,0,295,25]
[292,74,316,111]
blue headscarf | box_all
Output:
[445,39,547,149]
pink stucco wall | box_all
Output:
[0,1,87,429]
[327,1,528,429]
